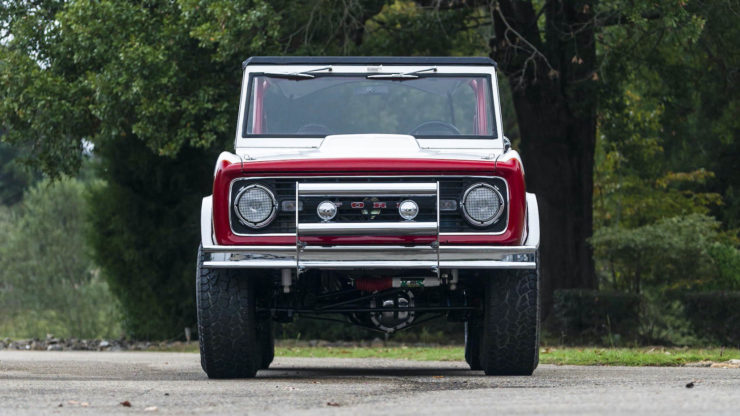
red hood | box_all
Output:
[237,157,502,175]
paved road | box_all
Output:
[1,351,738,415]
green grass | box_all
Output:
[539,347,740,366]
[148,343,740,366]
[276,345,465,361]
[273,346,740,366]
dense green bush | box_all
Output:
[549,289,740,347]
[592,214,740,292]
[550,290,642,345]
[680,292,740,346]
[0,178,122,338]
[86,139,216,339]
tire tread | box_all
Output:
[196,245,260,378]
[479,266,540,375]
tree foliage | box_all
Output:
[86,139,216,339]
[0,141,39,205]
[592,214,740,293]
[592,1,740,295]
[0,178,122,338]
[1,0,737,337]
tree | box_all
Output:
[589,0,740,294]
[0,0,392,336]
[0,0,273,337]
[637,1,740,232]
[0,140,39,205]
[0,0,725,334]
[86,139,216,338]
[0,178,122,338]
[481,0,704,309]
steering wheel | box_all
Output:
[409,121,461,136]
[296,123,332,135]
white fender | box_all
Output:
[213,151,242,177]
[525,193,540,248]
[201,195,214,247]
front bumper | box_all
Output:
[201,191,540,272]
[201,244,537,270]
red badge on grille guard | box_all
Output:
[350,202,364,209]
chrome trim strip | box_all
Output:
[204,260,298,268]
[228,175,509,237]
[298,260,436,269]
[295,181,300,268]
[297,222,438,236]
[203,259,535,270]
[435,181,441,275]
[439,261,535,269]
[202,245,296,253]
[202,244,535,255]
[297,182,437,197]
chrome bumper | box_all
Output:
[201,244,537,270]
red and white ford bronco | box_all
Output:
[197,56,540,378]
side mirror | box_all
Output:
[503,136,511,153]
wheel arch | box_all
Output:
[524,193,540,248]
[201,195,215,247]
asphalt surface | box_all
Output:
[1,351,739,415]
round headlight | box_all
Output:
[317,200,338,221]
[233,184,277,228]
[398,200,419,220]
[461,183,504,226]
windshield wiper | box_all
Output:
[262,66,333,80]
[366,66,438,80]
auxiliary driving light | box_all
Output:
[398,199,419,220]
[317,200,338,221]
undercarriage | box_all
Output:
[254,269,479,334]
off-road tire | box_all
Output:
[479,260,540,375]
[464,319,482,370]
[258,319,275,369]
[196,245,260,378]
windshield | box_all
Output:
[244,74,496,138]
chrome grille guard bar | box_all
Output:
[298,222,438,236]
[295,182,439,238]
[296,181,442,272]
[297,182,438,197]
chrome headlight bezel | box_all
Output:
[461,182,505,227]
[233,184,277,229]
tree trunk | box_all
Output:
[512,80,597,313]
[491,0,598,315]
